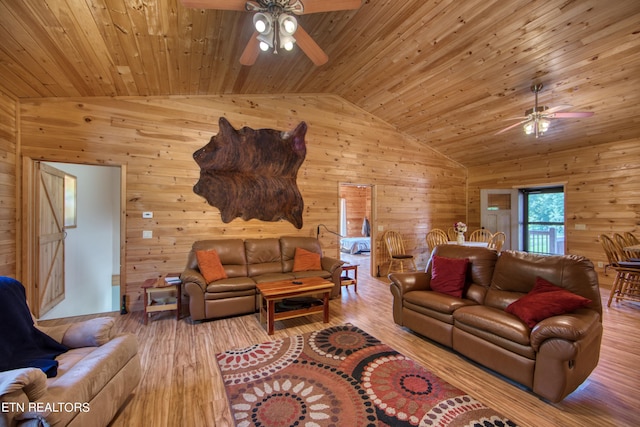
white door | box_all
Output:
[480,189,519,251]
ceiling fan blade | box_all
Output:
[547,111,595,118]
[239,31,260,66]
[295,25,328,66]
[179,0,246,10]
[495,119,530,135]
[545,104,573,114]
[300,0,362,14]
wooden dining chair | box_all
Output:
[487,231,506,251]
[426,229,448,254]
[600,234,640,306]
[468,228,493,242]
[446,227,458,241]
[624,232,639,245]
[614,233,640,262]
[383,230,417,274]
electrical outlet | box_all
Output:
[142,230,152,239]
[597,262,604,268]
[378,225,384,232]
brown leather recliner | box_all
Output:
[182,236,343,321]
[389,245,602,403]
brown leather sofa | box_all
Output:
[181,236,343,321]
[389,244,602,402]
[1,317,141,426]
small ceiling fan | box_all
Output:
[495,83,594,138]
[180,0,362,66]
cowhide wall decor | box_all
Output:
[193,117,307,229]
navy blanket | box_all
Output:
[0,277,68,377]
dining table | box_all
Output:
[447,241,489,248]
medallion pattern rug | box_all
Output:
[216,324,517,427]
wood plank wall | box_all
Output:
[467,138,640,283]
[17,94,466,311]
[0,89,17,277]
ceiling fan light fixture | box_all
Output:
[523,118,550,136]
[523,122,535,135]
[279,14,297,35]
[259,41,270,51]
[253,12,272,34]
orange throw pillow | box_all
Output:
[196,249,228,283]
[292,247,322,272]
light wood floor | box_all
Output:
[41,255,638,427]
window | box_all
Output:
[64,173,77,228]
[522,186,564,255]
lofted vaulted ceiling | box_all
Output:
[1,0,639,167]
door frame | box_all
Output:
[20,157,127,317]
[338,182,377,278]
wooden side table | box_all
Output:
[141,275,181,325]
[341,264,358,292]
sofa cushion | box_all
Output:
[454,305,532,349]
[428,245,498,304]
[430,255,469,298]
[404,290,476,316]
[205,277,256,293]
[245,238,283,277]
[487,250,601,315]
[280,236,323,272]
[196,249,228,283]
[293,247,322,272]
[505,276,592,328]
[189,239,248,278]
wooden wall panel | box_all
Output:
[19,94,467,311]
[0,89,17,277]
[468,138,640,284]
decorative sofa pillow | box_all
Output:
[293,247,322,272]
[196,249,228,283]
[505,276,592,328]
[430,255,469,298]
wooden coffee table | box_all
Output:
[256,276,334,335]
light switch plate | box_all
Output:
[142,212,153,218]
[142,230,152,239]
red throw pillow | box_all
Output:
[429,255,469,298]
[505,276,592,328]
[293,247,322,272]
[196,249,228,283]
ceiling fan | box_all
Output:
[495,83,594,138]
[180,0,362,66]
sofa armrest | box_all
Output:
[530,309,601,351]
[0,368,47,401]
[36,317,114,348]
[321,256,343,274]
[388,272,430,294]
[180,268,206,292]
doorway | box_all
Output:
[480,189,518,251]
[23,159,125,319]
[338,183,375,277]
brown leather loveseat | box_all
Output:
[181,236,343,321]
[389,244,602,402]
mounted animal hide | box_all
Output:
[193,117,307,229]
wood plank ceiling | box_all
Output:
[1,0,639,167]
